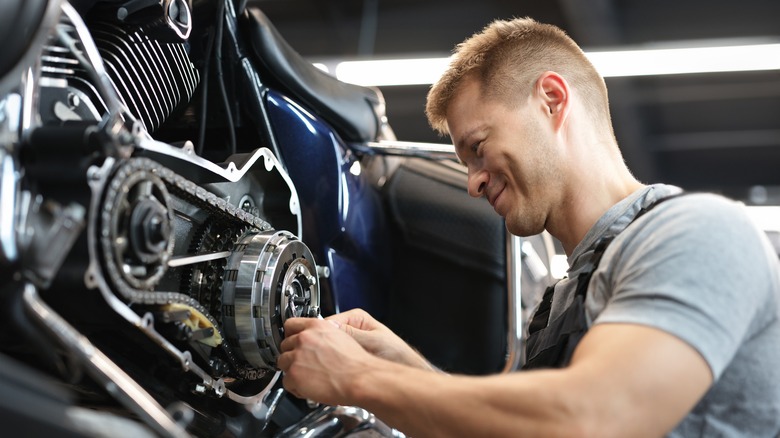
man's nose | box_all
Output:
[468,172,487,198]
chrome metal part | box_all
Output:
[0,78,25,264]
[502,233,524,373]
[0,147,20,264]
[356,140,457,160]
[222,230,320,370]
[276,405,406,438]
[168,250,231,268]
[79,138,309,398]
[91,155,275,305]
[227,372,286,424]
[164,0,194,40]
[0,92,22,147]
[87,19,199,132]
[522,239,550,282]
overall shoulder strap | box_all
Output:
[574,191,690,295]
[631,191,688,224]
[529,190,691,331]
[523,191,692,369]
[527,283,558,336]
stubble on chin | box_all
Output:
[504,208,546,237]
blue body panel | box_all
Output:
[264,90,391,317]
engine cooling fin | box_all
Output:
[40,10,199,132]
[88,20,199,132]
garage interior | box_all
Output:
[256,0,780,205]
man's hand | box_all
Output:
[327,308,438,371]
[278,309,440,405]
[278,317,379,405]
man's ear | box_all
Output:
[535,71,570,131]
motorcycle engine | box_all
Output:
[8,0,321,412]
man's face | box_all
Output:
[446,77,563,236]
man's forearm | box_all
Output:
[346,361,585,438]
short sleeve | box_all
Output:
[588,194,779,378]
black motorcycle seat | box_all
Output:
[243,7,384,143]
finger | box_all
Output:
[277,351,292,371]
[279,333,297,353]
[342,324,373,347]
[326,308,367,322]
[326,308,374,330]
[283,316,318,336]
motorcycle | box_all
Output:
[0,0,555,436]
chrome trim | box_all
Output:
[167,250,231,268]
[502,233,524,373]
[276,405,406,438]
[355,140,457,160]
[136,140,303,238]
[0,148,19,264]
[521,239,550,282]
[21,284,190,438]
[21,67,37,134]
[227,371,281,405]
[1,92,23,145]
[164,0,193,40]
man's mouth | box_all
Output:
[488,186,505,210]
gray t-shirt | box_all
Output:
[552,184,780,436]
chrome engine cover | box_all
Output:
[222,229,320,370]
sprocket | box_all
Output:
[99,158,175,292]
[186,221,248,317]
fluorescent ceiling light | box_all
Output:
[335,57,452,86]
[589,43,780,77]
[316,41,780,87]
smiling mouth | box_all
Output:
[488,187,504,209]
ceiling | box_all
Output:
[253,0,780,204]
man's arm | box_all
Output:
[280,318,712,438]
[326,308,440,371]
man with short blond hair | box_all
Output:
[279,17,780,437]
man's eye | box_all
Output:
[471,141,481,154]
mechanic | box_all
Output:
[278,17,780,437]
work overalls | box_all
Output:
[523,193,685,370]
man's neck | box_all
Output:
[550,176,645,256]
